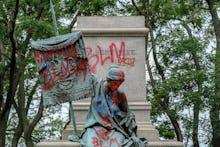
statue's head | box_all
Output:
[106,65,124,91]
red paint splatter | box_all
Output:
[111,94,120,106]
[109,41,125,60]
[98,45,114,66]
[102,116,110,126]
[34,44,88,91]
[77,59,87,80]
[34,50,41,63]
[92,137,99,146]
[110,138,120,147]
[96,128,112,140]
[86,47,99,73]
[71,45,78,60]
[86,41,136,74]
[122,94,127,101]
[91,129,120,147]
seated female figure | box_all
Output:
[80,65,147,147]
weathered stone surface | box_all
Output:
[35,141,183,147]
[74,16,148,102]
[77,16,145,28]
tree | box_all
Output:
[0,0,53,146]
[0,1,23,146]
[126,0,215,146]
[0,0,120,146]
[205,0,220,146]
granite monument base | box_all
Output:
[36,140,183,147]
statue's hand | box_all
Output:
[131,135,140,146]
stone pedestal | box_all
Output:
[36,16,183,147]
[36,141,183,147]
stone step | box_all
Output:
[71,101,152,123]
[35,140,183,147]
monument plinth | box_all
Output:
[36,16,183,147]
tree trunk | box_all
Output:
[192,102,200,147]
[12,122,23,147]
[168,114,183,142]
[23,96,43,147]
[0,119,7,146]
[192,53,202,147]
[0,39,5,109]
[183,23,201,147]
[0,110,10,147]
[0,40,6,146]
[24,133,34,147]
[0,2,19,146]
[206,0,220,146]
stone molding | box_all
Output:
[36,141,183,147]
[73,28,149,37]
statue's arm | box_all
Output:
[119,91,129,112]
[118,91,138,136]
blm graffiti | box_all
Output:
[31,32,94,107]
[92,129,120,147]
[86,41,136,73]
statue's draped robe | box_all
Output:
[80,76,146,147]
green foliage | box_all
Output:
[32,107,68,143]
[142,0,215,145]
[174,38,203,55]
[61,0,116,16]
[0,0,66,146]
[156,120,175,139]
[0,0,124,146]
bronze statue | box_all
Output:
[80,65,147,147]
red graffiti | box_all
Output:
[86,41,136,73]
[102,116,111,127]
[78,58,88,80]
[34,44,77,64]
[96,128,112,140]
[92,137,99,146]
[91,138,120,147]
[109,138,120,147]
[34,44,87,91]
[91,129,120,147]
[111,94,121,106]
